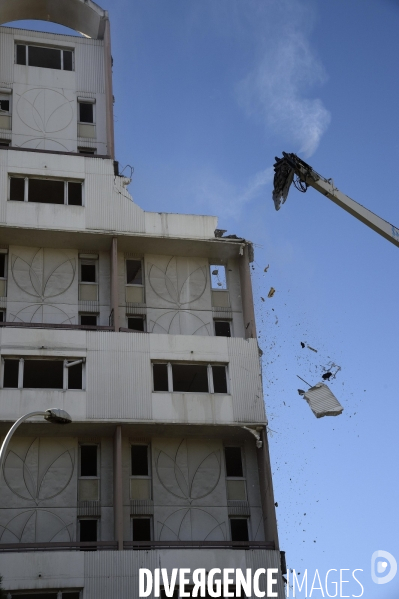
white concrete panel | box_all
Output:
[145,211,217,240]
[75,39,105,94]
[149,332,229,363]
[152,392,234,425]
[0,389,86,422]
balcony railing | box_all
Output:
[0,540,275,552]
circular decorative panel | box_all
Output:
[16,88,74,133]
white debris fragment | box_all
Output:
[303,382,344,418]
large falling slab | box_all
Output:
[303,382,344,418]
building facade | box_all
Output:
[0,1,283,597]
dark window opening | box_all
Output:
[132,518,151,541]
[10,177,25,201]
[0,311,4,322]
[0,100,9,112]
[0,140,10,147]
[63,50,73,71]
[80,519,97,542]
[29,178,64,204]
[81,263,96,283]
[80,314,97,326]
[3,359,19,388]
[23,360,63,389]
[230,518,249,542]
[68,362,83,390]
[128,317,145,332]
[68,182,82,206]
[172,364,208,393]
[0,254,5,277]
[29,45,61,70]
[80,445,98,477]
[131,445,149,476]
[212,365,227,393]
[78,148,96,155]
[225,447,243,477]
[153,363,168,391]
[16,44,27,65]
[214,320,231,337]
[79,102,94,123]
[126,260,143,285]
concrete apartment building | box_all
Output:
[0,1,283,597]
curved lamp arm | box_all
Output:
[0,411,46,474]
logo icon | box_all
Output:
[371,550,397,584]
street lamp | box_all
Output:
[0,409,72,473]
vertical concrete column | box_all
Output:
[257,428,279,550]
[113,425,123,550]
[238,243,257,339]
[110,237,119,332]
[103,17,115,160]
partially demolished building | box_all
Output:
[0,1,283,597]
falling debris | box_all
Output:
[322,362,341,380]
[300,342,305,348]
[274,502,278,507]
[212,269,218,275]
[297,389,305,396]
[261,297,265,302]
[264,265,270,272]
[307,345,318,353]
[303,383,344,418]
[322,371,332,381]
[268,287,276,298]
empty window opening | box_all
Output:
[68,361,83,390]
[126,260,143,285]
[80,314,97,326]
[0,100,9,112]
[127,317,145,331]
[153,363,169,391]
[29,178,64,204]
[81,263,96,283]
[80,445,98,477]
[78,147,96,155]
[225,447,243,477]
[0,140,11,147]
[79,102,94,124]
[0,311,4,322]
[0,254,5,278]
[9,177,25,201]
[23,360,63,389]
[172,364,208,393]
[68,182,83,206]
[3,359,19,388]
[214,320,231,337]
[132,517,151,541]
[79,519,97,543]
[212,365,228,393]
[210,265,227,289]
[131,445,149,476]
[230,518,249,542]
[16,44,74,71]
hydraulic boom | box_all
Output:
[272,152,399,249]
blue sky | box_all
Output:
[6,1,399,596]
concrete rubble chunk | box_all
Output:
[303,382,344,418]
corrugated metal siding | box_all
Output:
[246,550,285,599]
[303,382,344,418]
[75,40,105,94]
[85,160,146,233]
[86,332,152,420]
[78,501,101,516]
[227,500,251,516]
[130,499,154,515]
[0,28,13,84]
[84,550,159,599]
[227,338,266,423]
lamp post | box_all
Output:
[0,408,72,475]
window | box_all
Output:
[79,519,98,543]
[0,99,10,112]
[80,314,97,326]
[214,320,231,337]
[131,445,149,476]
[0,310,4,322]
[225,447,243,477]
[132,517,151,541]
[80,445,98,477]
[0,253,5,278]
[0,140,10,147]
[81,263,96,283]
[127,316,145,331]
[78,147,96,155]
[152,362,228,393]
[230,518,249,542]
[16,44,74,71]
[9,176,83,206]
[2,358,84,390]
[126,259,143,285]
[210,265,227,289]
[79,102,94,124]
[0,93,11,130]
